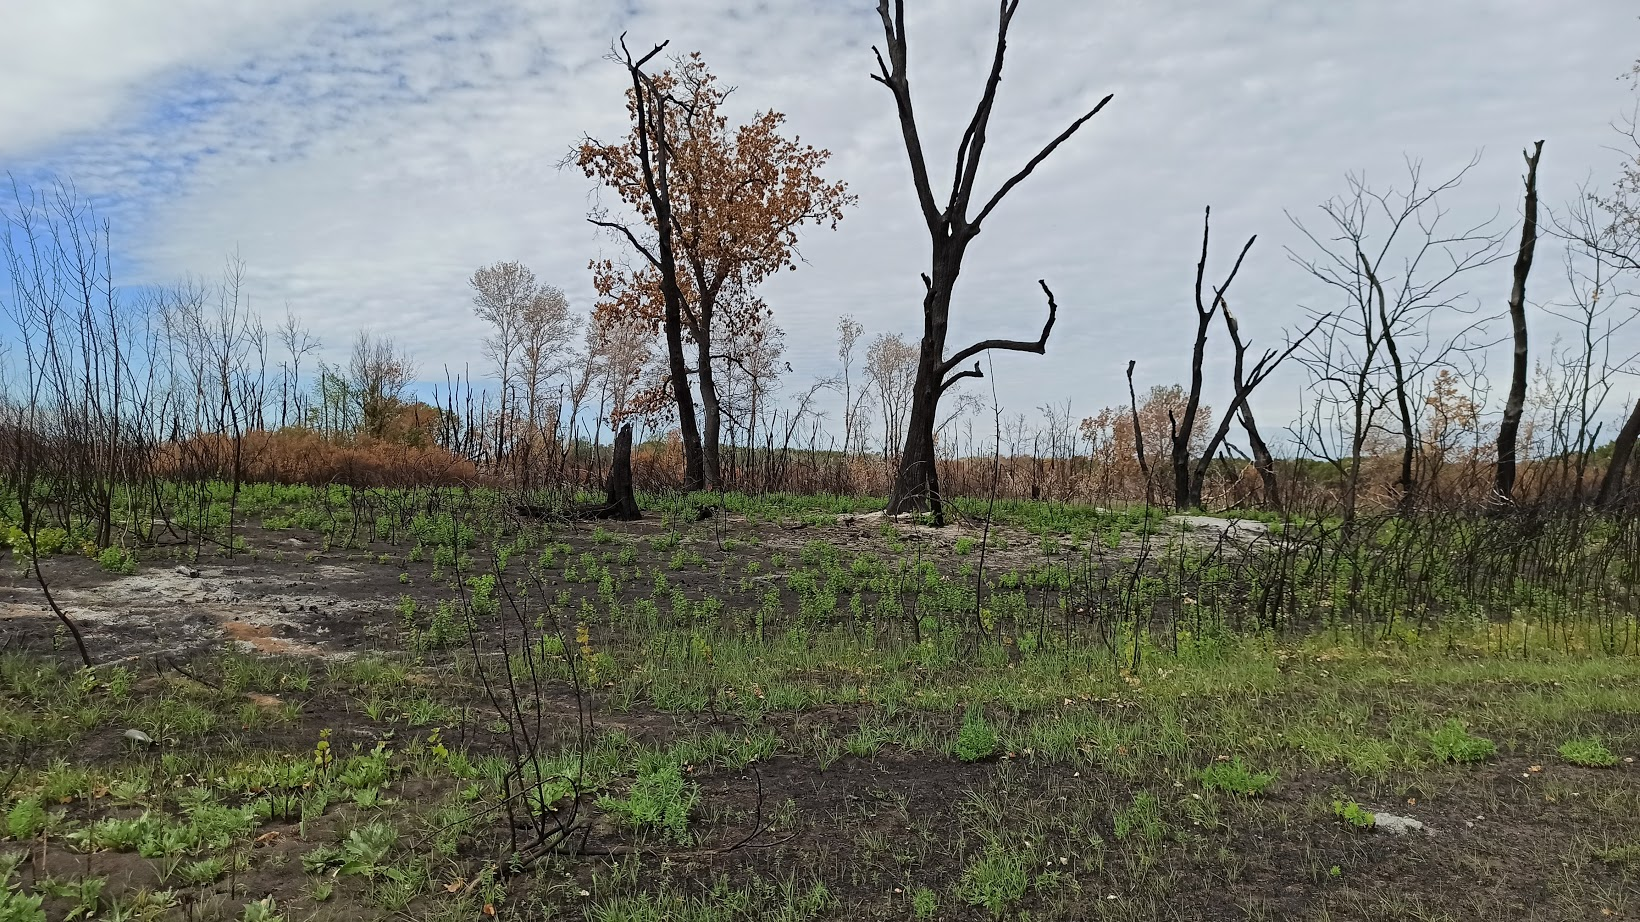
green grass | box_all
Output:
[957,842,1030,918]
[2,487,1639,920]
[1198,758,1275,797]
[1429,719,1497,763]
[1558,736,1620,767]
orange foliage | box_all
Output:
[576,52,854,414]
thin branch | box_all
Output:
[971,94,1114,229]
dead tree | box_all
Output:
[1191,309,1323,510]
[871,0,1112,524]
[593,423,641,520]
[1170,207,1255,510]
[1494,140,1544,502]
[1125,360,1154,506]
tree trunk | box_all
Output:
[1126,360,1153,507]
[1173,299,1212,510]
[1495,140,1544,502]
[594,423,642,520]
[886,259,956,522]
[662,294,705,491]
[696,334,723,490]
[1240,404,1281,511]
[1596,399,1640,509]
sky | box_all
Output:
[3,0,1639,444]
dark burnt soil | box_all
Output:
[517,748,1639,921]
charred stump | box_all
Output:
[591,423,641,521]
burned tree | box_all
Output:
[871,0,1112,523]
[593,423,642,520]
[1494,141,1544,502]
[1170,207,1255,510]
[576,37,705,491]
[1190,308,1322,510]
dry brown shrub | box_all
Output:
[158,428,482,488]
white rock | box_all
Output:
[1372,812,1431,835]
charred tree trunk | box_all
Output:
[1597,399,1640,509]
[696,331,723,491]
[1495,140,1544,502]
[1240,404,1280,510]
[1174,208,1255,510]
[886,255,960,521]
[1190,308,1318,509]
[592,423,642,520]
[1126,360,1154,506]
[598,38,705,492]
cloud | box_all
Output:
[6,0,1640,439]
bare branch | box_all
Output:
[971,94,1114,230]
[939,279,1058,375]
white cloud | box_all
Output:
[6,0,1640,440]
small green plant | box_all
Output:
[844,724,890,758]
[1557,737,1619,768]
[241,897,284,922]
[6,797,51,840]
[0,852,45,922]
[33,875,104,920]
[1199,758,1275,797]
[597,761,699,844]
[957,842,1029,918]
[176,857,227,886]
[1428,719,1495,763]
[954,712,999,763]
[911,886,938,920]
[303,821,398,879]
[0,887,45,922]
[1595,843,1640,869]
[953,536,977,556]
[1332,800,1375,829]
[97,546,135,574]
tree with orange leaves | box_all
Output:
[576,48,853,490]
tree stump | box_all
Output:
[593,423,641,520]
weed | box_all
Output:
[1557,737,1619,768]
[954,712,999,763]
[911,886,938,920]
[303,821,398,878]
[1332,800,1375,828]
[96,546,136,574]
[1596,843,1640,869]
[597,761,699,844]
[958,841,1029,918]
[1113,792,1164,843]
[1199,758,1275,797]
[1428,719,1496,763]
[5,798,52,840]
[241,897,284,922]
